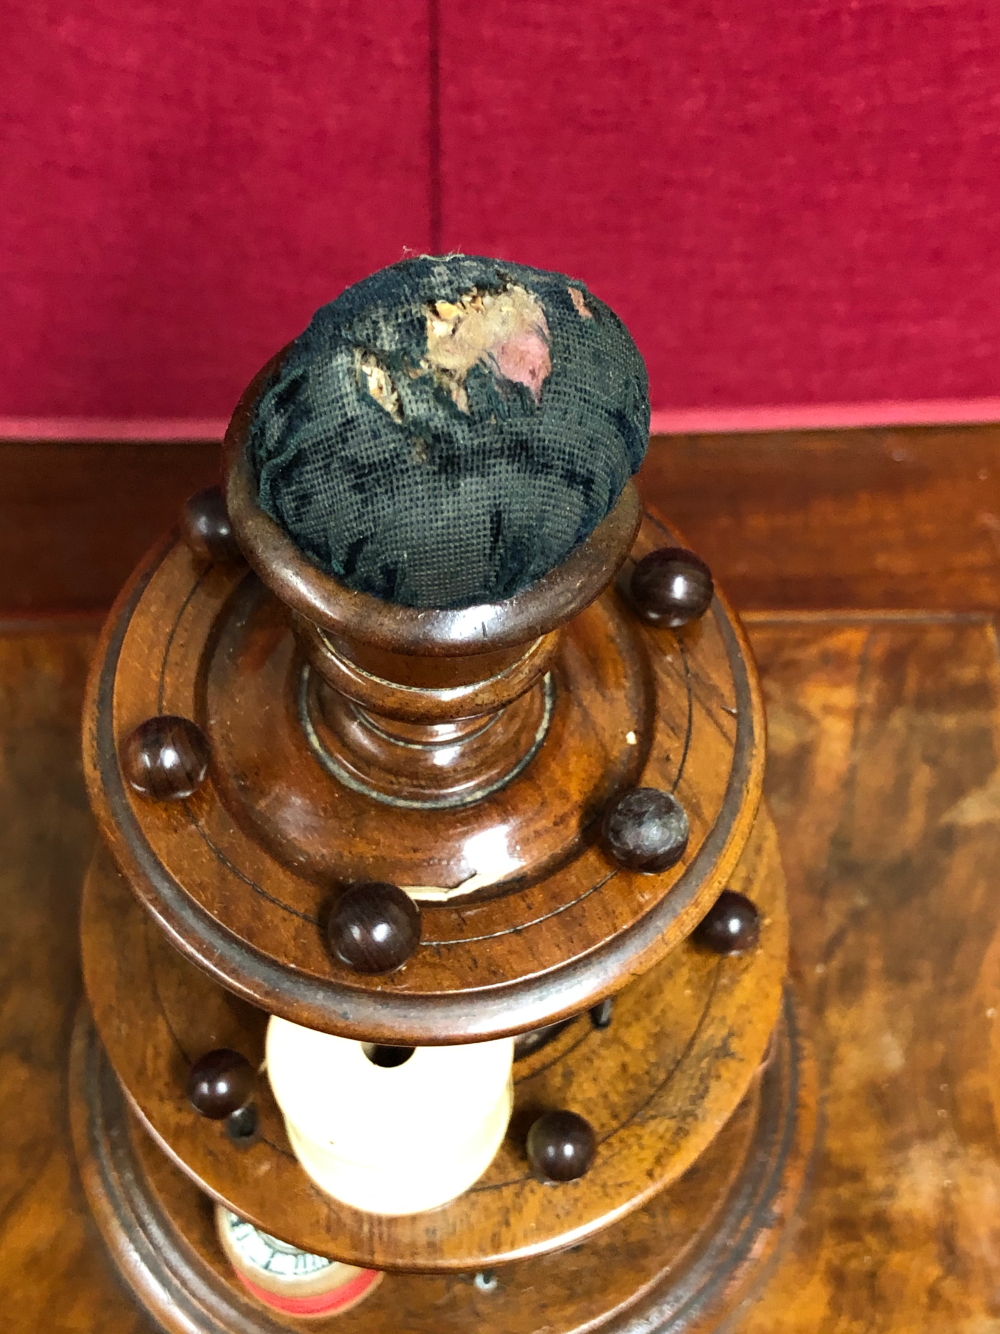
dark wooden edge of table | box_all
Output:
[2,423,999,617]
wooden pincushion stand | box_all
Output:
[70,358,817,1334]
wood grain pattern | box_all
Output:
[3,425,998,618]
[640,425,1000,613]
[5,610,1000,1329]
[79,811,786,1271]
[8,431,1000,1328]
[69,362,792,1320]
[0,627,146,1333]
[82,513,765,1043]
[0,440,218,617]
[69,996,815,1334]
[741,612,1000,1333]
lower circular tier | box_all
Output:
[70,993,817,1334]
[82,804,786,1270]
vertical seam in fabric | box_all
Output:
[428,0,442,253]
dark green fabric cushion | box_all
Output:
[248,255,649,609]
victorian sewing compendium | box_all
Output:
[71,257,817,1333]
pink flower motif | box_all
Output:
[489,326,552,404]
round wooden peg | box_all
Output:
[186,1049,255,1120]
[693,889,761,955]
[120,715,210,801]
[602,786,689,873]
[630,547,714,627]
[326,882,421,974]
[180,486,244,564]
[225,1102,259,1143]
[526,1110,597,1182]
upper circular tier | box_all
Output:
[83,507,764,1043]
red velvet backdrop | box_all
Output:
[2,1,999,422]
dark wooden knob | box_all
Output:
[187,1049,255,1119]
[526,1110,597,1182]
[225,1102,259,1143]
[602,787,689,873]
[120,715,210,800]
[180,486,244,564]
[630,547,713,627]
[326,882,421,974]
[693,889,761,955]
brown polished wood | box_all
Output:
[693,890,761,956]
[298,624,557,806]
[299,616,560,717]
[186,1050,256,1121]
[70,997,815,1334]
[325,882,422,974]
[119,714,211,801]
[63,325,803,1332]
[526,1110,597,1183]
[0,439,218,618]
[980,931,1000,1149]
[11,524,1000,1330]
[740,609,1000,1333]
[68,328,805,1334]
[630,547,714,627]
[80,807,787,1271]
[513,1018,575,1059]
[5,425,999,620]
[82,508,765,1042]
[180,486,245,566]
[641,426,1000,614]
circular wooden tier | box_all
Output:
[83,509,764,1043]
[81,804,786,1272]
[70,993,816,1334]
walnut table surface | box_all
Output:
[4,447,1000,1329]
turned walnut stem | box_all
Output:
[297,618,561,724]
[222,361,641,798]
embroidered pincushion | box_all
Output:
[248,255,649,608]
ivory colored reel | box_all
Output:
[266,1017,516,1216]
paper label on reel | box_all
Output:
[221,1211,333,1279]
[216,1206,384,1317]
